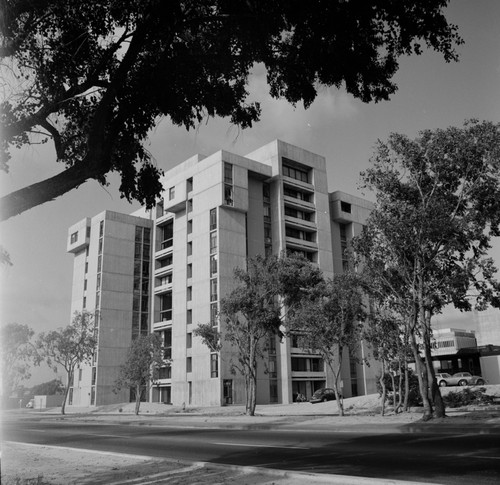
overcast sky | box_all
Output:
[1,1,500,384]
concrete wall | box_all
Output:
[480,355,500,384]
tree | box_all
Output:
[30,378,64,397]
[363,306,410,416]
[35,311,97,415]
[354,119,500,420]
[113,333,163,415]
[1,322,35,398]
[0,0,462,220]
[196,253,322,415]
[288,272,365,416]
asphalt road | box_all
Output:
[5,418,500,484]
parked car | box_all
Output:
[309,388,336,403]
[26,399,34,408]
[435,372,486,387]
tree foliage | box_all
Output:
[113,333,163,415]
[196,253,322,415]
[354,119,500,420]
[30,378,64,397]
[1,322,35,397]
[35,311,97,414]
[0,0,462,220]
[288,272,365,416]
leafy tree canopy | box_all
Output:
[1,322,35,396]
[35,311,97,414]
[30,378,64,396]
[0,0,461,220]
[113,333,163,415]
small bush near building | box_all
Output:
[443,387,495,408]
[376,371,422,407]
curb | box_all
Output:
[200,462,442,485]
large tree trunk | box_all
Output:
[410,331,433,420]
[61,370,72,415]
[403,363,410,412]
[379,361,386,417]
[135,385,141,415]
[422,312,446,418]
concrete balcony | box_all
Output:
[283,195,316,212]
[282,176,315,193]
[154,282,173,295]
[285,236,318,252]
[284,215,316,231]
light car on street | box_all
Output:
[435,372,486,387]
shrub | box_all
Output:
[376,370,421,407]
[443,387,495,408]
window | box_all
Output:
[269,380,278,403]
[70,231,78,244]
[263,183,270,202]
[210,232,217,253]
[210,255,217,276]
[160,292,172,321]
[162,328,172,360]
[209,208,217,230]
[210,279,217,302]
[186,333,192,349]
[268,357,277,378]
[224,162,233,184]
[91,367,96,385]
[187,241,192,256]
[169,186,175,200]
[283,187,311,203]
[224,185,233,206]
[187,286,192,301]
[161,221,173,249]
[90,386,96,405]
[82,297,86,309]
[341,201,351,213]
[211,353,219,378]
[187,177,193,193]
[187,309,192,325]
[159,366,172,379]
[186,357,192,373]
[263,205,271,222]
[285,206,311,221]
[210,303,218,326]
[86,227,91,238]
[99,220,104,237]
[78,368,83,381]
[187,220,192,234]
[187,263,192,279]
[84,279,87,291]
[159,254,173,267]
[282,160,309,183]
[187,199,193,213]
[285,227,314,242]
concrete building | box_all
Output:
[66,140,377,408]
[67,211,153,406]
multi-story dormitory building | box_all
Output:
[66,140,377,408]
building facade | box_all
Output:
[66,140,377,408]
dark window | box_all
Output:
[341,201,351,213]
[224,185,233,206]
[211,353,219,378]
[187,177,193,193]
[209,208,217,230]
[224,162,233,184]
[210,232,217,253]
[186,333,192,349]
[70,232,78,244]
[210,255,217,276]
[186,357,192,373]
[160,292,172,321]
[161,221,173,249]
[169,187,175,200]
[282,161,309,183]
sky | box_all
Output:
[1,1,500,384]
